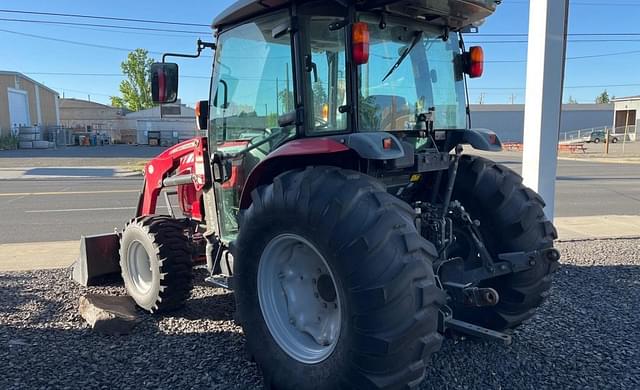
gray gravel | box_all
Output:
[1,239,639,389]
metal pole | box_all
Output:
[522,0,570,220]
[623,106,629,154]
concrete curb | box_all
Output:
[558,156,640,165]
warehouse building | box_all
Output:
[470,103,613,142]
[611,96,638,141]
[0,71,60,137]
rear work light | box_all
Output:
[352,22,370,65]
[464,46,484,78]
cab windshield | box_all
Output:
[357,16,468,131]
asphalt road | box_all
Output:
[0,156,638,244]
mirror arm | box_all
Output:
[162,39,216,63]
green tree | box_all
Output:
[110,49,154,111]
[312,80,327,116]
[595,90,610,104]
[566,96,578,104]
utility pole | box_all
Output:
[285,63,291,112]
[509,93,516,104]
[522,0,570,220]
[478,92,485,104]
[623,105,630,154]
[275,77,280,118]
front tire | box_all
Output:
[120,216,193,312]
[448,155,558,331]
[234,167,445,389]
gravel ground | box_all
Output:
[1,238,639,389]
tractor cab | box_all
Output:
[154,0,497,242]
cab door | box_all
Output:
[208,10,296,242]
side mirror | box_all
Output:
[195,100,209,130]
[151,63,179,104]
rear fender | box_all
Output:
[448,128,502,152]
[238,138,355,210]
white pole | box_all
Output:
[522,0,570,220]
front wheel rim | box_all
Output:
[127,240,153,294]
[257,234,341,364]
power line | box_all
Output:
[475,32,640,37]
[468,39,640,44]
[0,9,210,27]
[24,71,210,79]
[468,82,640,90]
[1,27,639,65]
[0,17,210,34]
[0,28,163,54]
[484,49,640,63]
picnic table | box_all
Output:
[558,142,587,153]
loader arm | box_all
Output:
[136,137,209,217]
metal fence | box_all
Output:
[560,125,636,144]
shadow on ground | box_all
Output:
[0,145,167,159]
[25,168,116,177]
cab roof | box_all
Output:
[212,0,498,30]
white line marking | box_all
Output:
[0,189,139,197]
[25,206,137,213]
[25,205,170,213]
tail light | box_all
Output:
[352,22,370,65]
[464,46,484,78]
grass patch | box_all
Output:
[0,135,18,150]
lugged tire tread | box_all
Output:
[120,215,193,312]
[235,166,444,389]
[450,155,558,330]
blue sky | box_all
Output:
[0,0,638,106]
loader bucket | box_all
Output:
[71,233,121,286]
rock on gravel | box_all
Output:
[1,239,639,389]
[78,294,138,335]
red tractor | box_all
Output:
[74,1,560,388]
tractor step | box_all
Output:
[205,275,232,290]
[445,317,512,345]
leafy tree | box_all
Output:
[595,90,610,104]
[111,49,154,111]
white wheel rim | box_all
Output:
[257,234,341,364]
[127,240,153,294]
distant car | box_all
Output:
[583,130,619,144]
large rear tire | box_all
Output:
[234,166,445,389]
[447,155,558,331]
[120,216,193,313]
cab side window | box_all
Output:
[210,12,295,146]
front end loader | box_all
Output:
[73,1,561,388]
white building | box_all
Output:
[611,96,638,141]
[121,101,197,145]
